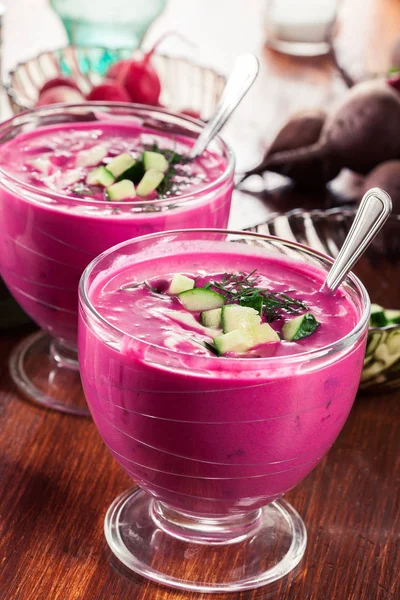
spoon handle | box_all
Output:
[324,187,392,293]
[189,53,259,159]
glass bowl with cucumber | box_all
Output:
[249,208,400,394]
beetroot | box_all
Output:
[387,72,400,93]
[40,76,82,95]
[243,109,340,187]
[362,161,400,213]
[86,81,131,102]
[244,81,400,184]
[36,86,85,106]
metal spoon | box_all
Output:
[189,53,259,159]
[324,187,392,293]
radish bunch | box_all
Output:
[35,34,200,119]
[36,41,163,108]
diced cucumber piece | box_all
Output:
[282,313,320,341]
[143,151,169,173]
[370,304,387,327]
[136,169,165,197]
[86,166,115,187]
[116,161,145,184]
[201,308,222,328]
[365,331,383,356]
[106,153,135,178]
[246,322,280,344]
[221,305,260,333]
[168,274,195,295]
[214,330,253,355]
[76,145,108,168]
[386,329,400,354]
[178,288,225,311]
[165,310,220,338]
[31,157,52,175]
[384,309,400,325]
[106,179,135,201]
[239,294,263,315]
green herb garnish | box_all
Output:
[205,270,308,322]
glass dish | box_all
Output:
[50,0,167,49]
[78,228,369,592]
[0,104,234,415]
[249,208,400,393]
[5,45,226,121]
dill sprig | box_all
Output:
[205,270,308,322]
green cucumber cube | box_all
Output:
[107,153,135,178]
[178,288,225,311]
[282,313,320,341]
[246,322,280,344]
[106,179,135,201]
[86,166,115,187]
[136,169,165,197]
[116,161,145,184]
[200,308,222,328]
[76,144,108,168]
[370,304,387,327]
[221,305,261,333]
[384,309,400,325]
[143,151,169,173]
[168,274,195,295]
[214,330,253,355]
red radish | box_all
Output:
[106,59,132,82]
[40,76,82,94]
[36,86,85,106]
[245,81,400,180]
[86,81,131,102]
[180,108,202,120]
[121,32,181,105]
[243,109,340,187]
[122,58,161,105]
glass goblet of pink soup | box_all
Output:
[0,104,234,415]
[78,229,370,593]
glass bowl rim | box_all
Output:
[79,228,371,368]
[0,102,235,209]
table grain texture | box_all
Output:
[1,1,400,599]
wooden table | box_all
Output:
[1,1,400,599]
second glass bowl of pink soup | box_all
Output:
[78,229,369,591]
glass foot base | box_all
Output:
[105,488,307,593]
[9,330,89,416]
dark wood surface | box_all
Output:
[1,1,400,599]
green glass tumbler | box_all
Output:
[50,0,167,49]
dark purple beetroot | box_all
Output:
[245,81,400,183]
[362,161,400,213]
[243,109,340,187]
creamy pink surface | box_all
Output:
[0,122,232,343]
[79,249,367,516]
